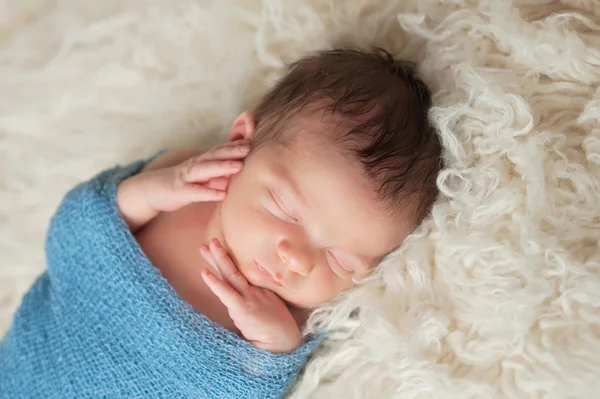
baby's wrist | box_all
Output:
[251,333,302,354]
[116,174,158,233]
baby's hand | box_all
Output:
[139,140,251,212]
[199,238,302,354]
[117,140,250,232]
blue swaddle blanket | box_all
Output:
[0,153,324,398]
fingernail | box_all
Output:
[229,161,243,168]
[239,145,250,153]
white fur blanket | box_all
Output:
[1,1,599,398]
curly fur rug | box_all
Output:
[1,1,599,397]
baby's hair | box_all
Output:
[251,48,442,222]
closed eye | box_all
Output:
[326,249,354,277]
[269,190,297,224]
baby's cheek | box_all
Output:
[220,201,245,251]
[220,197,265,269]
[284,271,349,309]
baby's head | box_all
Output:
[215,49,441,309]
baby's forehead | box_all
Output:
[281,117,365,167]
[277,131,376,198]
[261,134,407,260]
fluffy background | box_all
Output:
[1,0,599,398]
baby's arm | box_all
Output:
[116,142,249,233]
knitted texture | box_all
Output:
[0,154,324,399]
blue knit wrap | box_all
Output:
[0,154,324,398]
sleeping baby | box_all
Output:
[0,49,441,398]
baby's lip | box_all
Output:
[253,259,283,287]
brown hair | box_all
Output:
[251,48,442,223]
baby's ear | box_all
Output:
[228,111,256,142]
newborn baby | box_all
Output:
[1,49,441,398]
[123,50,441,354]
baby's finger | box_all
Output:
[208,238,250,293]
[201,269,245,311]
[199,245,224,279]
[199,245,218,268]
[181,184,226,203]
[179,159,243,183]
[199,141,251,161]
[205,176,229,191]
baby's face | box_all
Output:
[214,117,415,309]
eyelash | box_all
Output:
[326,250,353,276]
[269,191,297,224]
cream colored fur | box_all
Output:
[1,1,599,398]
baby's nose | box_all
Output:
[276,239,313,276]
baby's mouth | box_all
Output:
[253,259,284,287]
